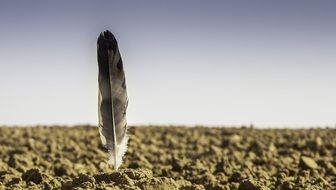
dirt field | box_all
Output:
[0,126,335,190]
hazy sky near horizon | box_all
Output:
[1,1,336,127]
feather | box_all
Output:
[97,30,128,170]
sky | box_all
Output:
[0,1,336,127]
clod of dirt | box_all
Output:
[325,162,336,175]
[171,156,187,172]
[238,179,269,190]
[307,137,323,151]
[180,184,205,190]
[300,156,318,169]
[280,180,294,190]
[124,168,152,180]
[108,172,135,187]
[139,177,178,190]
[72,174,96,187]
[229,172,242,182]
[21,168,43,184]
[191,173,217,185]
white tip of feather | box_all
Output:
[107,135,129,170]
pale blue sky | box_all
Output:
[1,1,336,127]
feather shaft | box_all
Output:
[108,72,118,169]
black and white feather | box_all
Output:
[97,30,128,170]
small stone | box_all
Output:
[300,156,318,169]
[247,152,256,159]
[315,137,323,147]
[268,143,277,152]
[229,134,242,144]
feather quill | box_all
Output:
[97,30,128,170]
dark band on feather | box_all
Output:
[122,78,126,89]
[117,59,123,71]
[98,30,118,52]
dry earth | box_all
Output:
[0,126,335,189]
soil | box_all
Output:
[0,126,335,190]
